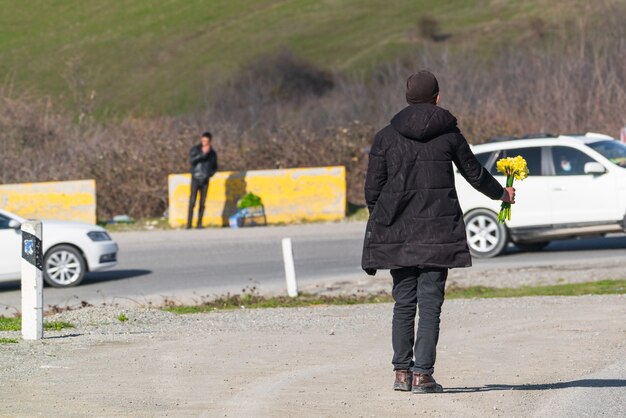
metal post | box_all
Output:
[21,221,44,340]
[281,238,298,297]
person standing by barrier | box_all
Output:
[187,131,218,229]
[361,70,515,393]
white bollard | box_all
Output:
[21,221,44,340]
[281,237,298,297]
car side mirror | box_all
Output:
[8,219,21,229]
[584,162,606,175]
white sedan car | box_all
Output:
[456,132,626,257]
[0,209,118,287]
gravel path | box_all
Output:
[2,295,625,417]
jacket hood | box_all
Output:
[390,104,458,141]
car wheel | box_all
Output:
[464,209,509,258]
[514,241,550,252]
[43,245,86,288]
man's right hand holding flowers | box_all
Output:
[502,187,516,204]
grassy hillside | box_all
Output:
[2,1,623,218]
[0,0,585,115]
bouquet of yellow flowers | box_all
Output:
[496,155,529,223]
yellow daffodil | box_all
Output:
[496,155,529,223]
[496,156,529,180]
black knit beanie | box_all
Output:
[406,70,439,105]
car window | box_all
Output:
[551,146,596,176]
[0,214,12,229]
[587,140,626,168]
[489,147,542,176]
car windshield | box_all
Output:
[587,140,626,167]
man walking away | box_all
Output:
[187,131,218,229]
[361,70,515,394]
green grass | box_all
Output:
[164,279,626,314]
[0,0,589,115]
[117,313,129,322]
[43,321,74,331]
[164,292,392,314]
[0,317,20,332]
[0,318,74,332]
[446,280,626,299]
[0,338,18,344]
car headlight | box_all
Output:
[87,231,112,241]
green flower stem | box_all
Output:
[497,175,515,223]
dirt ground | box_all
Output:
[2,295,625,417]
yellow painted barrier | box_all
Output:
[0,180,97,224]
[168,166,346,227]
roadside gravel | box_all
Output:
[2,295,625,416]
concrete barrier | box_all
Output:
[0,180,97,224]
[168,166,346,227]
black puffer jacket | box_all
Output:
[189,145,218,183]
[361,104,503,272]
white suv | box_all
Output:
[456,133,626,257]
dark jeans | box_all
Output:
[391,266,448,375]
[187,178,209,228]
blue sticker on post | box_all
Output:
[22,231,43,270]
[25,240,34,256]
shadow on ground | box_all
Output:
[45,333,84,339]
[446,379,626,393]
[84,269,152,285]
[500,235,626,258]
[0,269,152,292]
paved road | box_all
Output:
[1,222,625,311]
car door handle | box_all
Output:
[552,186,567,191]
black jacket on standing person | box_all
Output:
[361,103,504,273]
[189,144,218,183]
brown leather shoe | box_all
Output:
[411,373,443,394]
[393,369,413,391]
